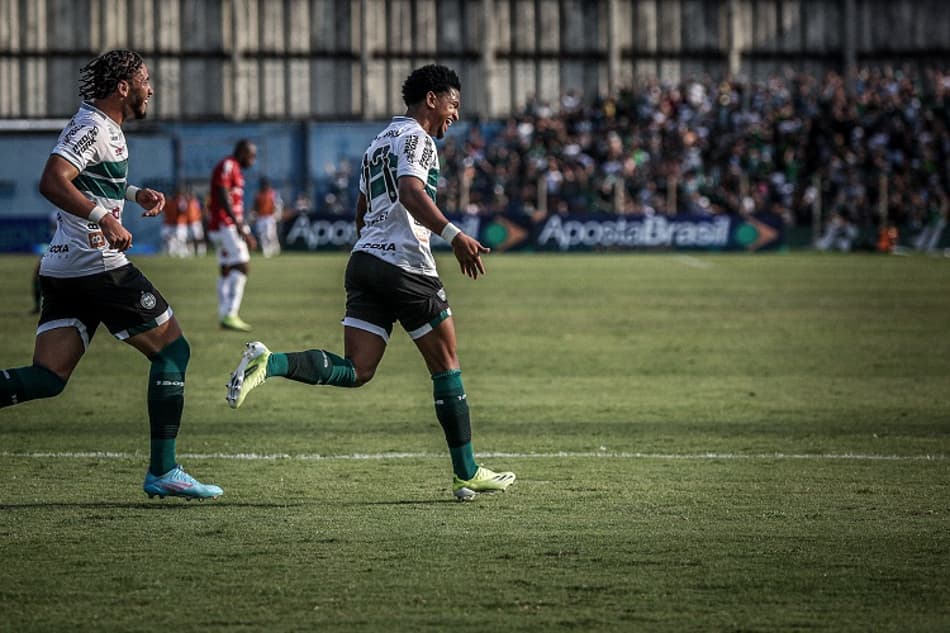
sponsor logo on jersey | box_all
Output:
[403,135,419,162]
[48,244,69,254]
[61,121,81,144]
[69,127,99,156]
[364,213,389,227]
[140,292,157,310]
[363,242,397,251]
[420,138,434,167]
[88,232,106,248]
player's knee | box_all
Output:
[152,336,190,373]
[31,364,67,398]
[352,364,376,387]
[176,336,191,368]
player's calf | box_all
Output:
[227,342,359,409]
[0,364,66,408]
[148,336,189,476]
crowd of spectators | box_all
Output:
[431,66,948,245]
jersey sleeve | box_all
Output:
[51,121,101,172]
[212,159,234,190]
[395,130,435,183]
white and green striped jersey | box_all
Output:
[354,116,441,277]
[40,102,131,278]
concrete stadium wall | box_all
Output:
[0,0,948,120]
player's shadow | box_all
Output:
[0,501,303,511]
[343,499,457,506]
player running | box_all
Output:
[0,50,222,500]
[226,65,515,501]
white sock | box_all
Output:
[227,270,247,318]
[217,276,230,319]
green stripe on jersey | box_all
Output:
[74,174,126,200]
[425,169,439,202]
[85,159,128,180]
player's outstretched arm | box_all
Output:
[39,155,133,251]
[397,176,490,279]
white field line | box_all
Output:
[0,450,944,462]
[674,255,714,269]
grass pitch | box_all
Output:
[0,251,948,632]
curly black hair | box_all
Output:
[401,64,461,106]
[79,49,144,100]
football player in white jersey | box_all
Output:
[0,50,222,500]
[227,65,515,500]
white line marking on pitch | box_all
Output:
[0,450,944,462]
[674,255,713,269]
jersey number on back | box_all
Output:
[364,145,398,206]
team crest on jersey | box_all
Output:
[140,292,157,310]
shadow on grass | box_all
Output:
[0,501,304,511]
[339,499,458,506]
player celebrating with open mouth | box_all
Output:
[0,50,222,500]
[226,64,515,501]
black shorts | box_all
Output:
[38,264,173,348]
[343,251,451,342]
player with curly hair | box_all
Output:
[226,64,515,500]
[0,49,223,500]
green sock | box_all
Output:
[267,350,357,387]
[148,337,189,476]
[449,443,478,481]
[266,352,289,377]
[150,439,177,477]
[433,369,478,480]
[0,364,66,408]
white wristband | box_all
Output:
[125,185,141,202]
[440,222,462,244]
[88,205,110,224]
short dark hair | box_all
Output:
[401,64,461,106]
[79,49,144,100]
[234,139,254,156]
